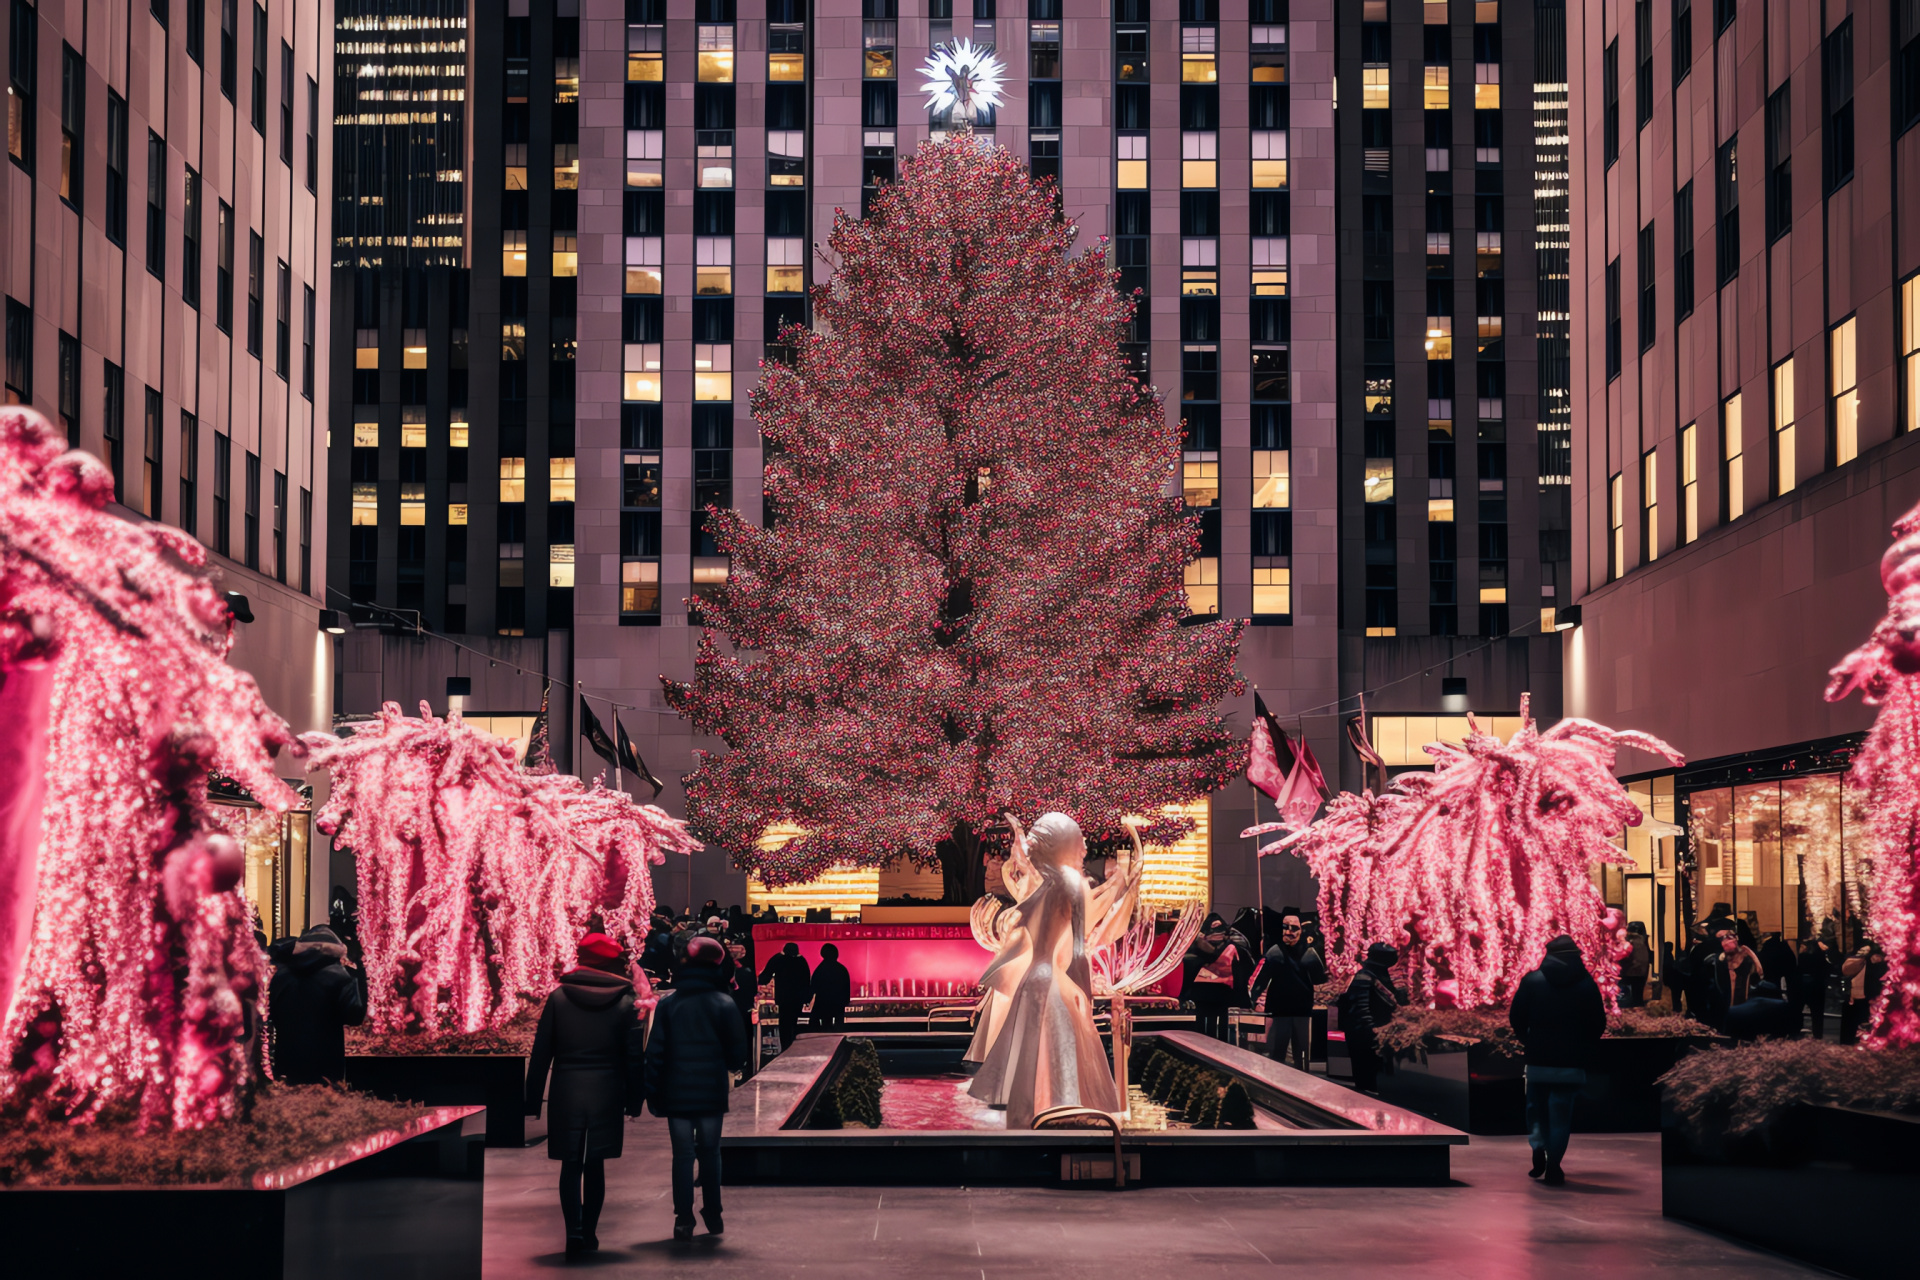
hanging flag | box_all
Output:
[1247,711,1288,802]
[615,712,666,799]
[579,696,621,774]
[1273,745,1329,831]
[1254,691,1298,773]
[523,685,555,774]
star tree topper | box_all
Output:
[920,40,1006,124]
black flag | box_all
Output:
[615,714,666,799]
[579,696,621,774]
[523,685,554,774]
[1253,690,1298,773]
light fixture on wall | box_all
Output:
[317,609,348,634]
[1554,605,1583,631]
[1440,676,1468,713]
[224,592,254,624]
[447,675,472,716]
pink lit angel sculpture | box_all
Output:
[1256,695,1682,1011]
[1824,497,1920,1048]
[966,811,1143,1127]
[302,703,700,1036]
[0,407,298,1130]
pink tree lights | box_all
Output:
[1825,497,1920,1048]
[0,408,297,1130]
[1256,697,1682,1011]
[301,704,699,1036]
[665,135,1244,898]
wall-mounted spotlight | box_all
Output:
[1440,676,1468,713]
[317,609,348,634]
[1554,605,1582,631]
[225,592,254,624]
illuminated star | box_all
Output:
[919,40,1007,124]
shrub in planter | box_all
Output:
[1659,1039,1920,1153]
[1162,1065,1201,1110]
[810,1037,885,1130]
[1183,1072,1227,1125]
[1217,1080,1257,1130]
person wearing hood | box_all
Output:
[524,933,647,1259]
[1183,912,1254,1042]
[809,942,853,1031]
[1619,922,1653,1008]
[1791,935,1832,1040]
[758,941,813,1050]
[267,924,366,1084]
[647,935,750,1241]
[1507,935,1605,1186]
[1250,911,1327,1070]
[1338,942,1406,1094]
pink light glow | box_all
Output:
[0,408,298,1130]
[1825,497,1920,1048]
[1260,696,1682,1011]
[302,703,699,1036]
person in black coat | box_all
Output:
[523,933,647,1258]
[809,942,853,1031]
[1339,942,1404,1093]
[1183,913,1255,1042]
[1758,932,1797,989]
[758,942,813,1050]
[1508,934,1605,1185]
[647,936,750,1240]
[1725,980,1801,1040]
[267,924,366,1084]
[1250,912,1327,1070]
[1792,935,1833,1040]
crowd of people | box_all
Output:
[1659,902,1888,1043]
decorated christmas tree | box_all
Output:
[665,137,1243,899]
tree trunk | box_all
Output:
[937,821,987,905]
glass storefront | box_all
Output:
[210,778,314,943]
[1612,734,1868,986]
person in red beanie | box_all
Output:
[646,933,749,1240]
[524,933,646,1258]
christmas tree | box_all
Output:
[665,137,1243,900]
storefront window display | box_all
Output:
[209,776,314,943]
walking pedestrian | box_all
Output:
[647,936,750,1241]
[809,942,852,1031]
[266,924,366,1084]
[1619,922,1652,1008]
[1339,942,1404,1094]
[1508,935,1605,1186]
[1249,912,1326,1071]
[523,933,647,1259]
[1792,935,1832,1040]
[758,942,813,1049]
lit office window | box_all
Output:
[769,130,805,186]
[696,238,733,295]
[500,457,527,503]
[626,129,664,188]
[1253,567,1290,615]
[625,344,662,402]
[1364,458,1394,503]
[1180,238,1217,296]
[1723,393,1745,522]
[1831,317,1858,466]
[1251,131,1287,188]
[502,230,528,277]
[1117,135,1147,189]
[625,237,662,295]
[694,343,731,400]
[1253,449,1290,509]
[1252,237,1287,295]
[1681,423,1699,543]
[1641,449,1658,564]
[1181,131,1216,188]
[627,23,663,81]
[769,24,804,81]
[1182,452,1219,507]
[698,24,734,82]
[1363,64,1389,109]
[351,482,378,525]
[1903,275,1920,434]
[621,560,660,614]
[864,20,896,79]
[550,544,575,588]
[1608,472,1625,579]
[401,482,426,526]
[1181,26,1217,82]
[1772,358,1795,496]
[1183,558,1220,615]
[697,132,733,188]
[767,237,805,293]
[550,457,576,503]
[1424,64,1449,110]
[1475,62,1500,109]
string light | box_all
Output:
[1825,498,1920,1048]
[302,703,699,1036]
[663,136,1245,888]
[1258,695,1683,1011]
[0,407,297,1130]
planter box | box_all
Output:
[1663,1102,1920,1279]
[1376,1034,1720,1135]
[346,1053,541,1148]
[0,1105,483,1279]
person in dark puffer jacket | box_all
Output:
[524,933,647,1258]
[267,924,366,1084]
[647,935,750,1240]
[1339,942,1405,1093]
[1508,934,1605,1185]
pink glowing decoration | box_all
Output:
[0,407,297,1129]
[1825,497,1920,1048]
[301,703,699,1036]
[1256,696,1682,1011]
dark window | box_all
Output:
[246,230,263,355]
[1638,222,1656,351]
[220,0,236,100]
[59,44,81,206]
[272,469,286,582]
[215,200,233,331]
[250,3,267,133]
[1714,0,1734,36]
[1715,135,1738,285]
[4,296,29,401]
[1823,18,1852,193]
[1765,84,1789,241]
[301,284,314,398]
[1603,40,1619,165]
[1605,257,1622,379]
[106,92,128,244]
[179,411,197,536]
[1672,0,1692,85]
[243,449,259,569]
[142,386,162,518]
[305,76,317,191]
[8,0,35,172]
[1636,1,1653,127]
[146,131,167,279]
[298,486,310,593]
[278,40,292,163]
[57,329,78,440]
[102,360,124,500]
[151,0,166,27]
[187,0,203,62]
[1901,2,1920,135]
[212,431,230,556]
[1674,180,1695,321]
[274,259,289,378]
[181,168,200,307]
